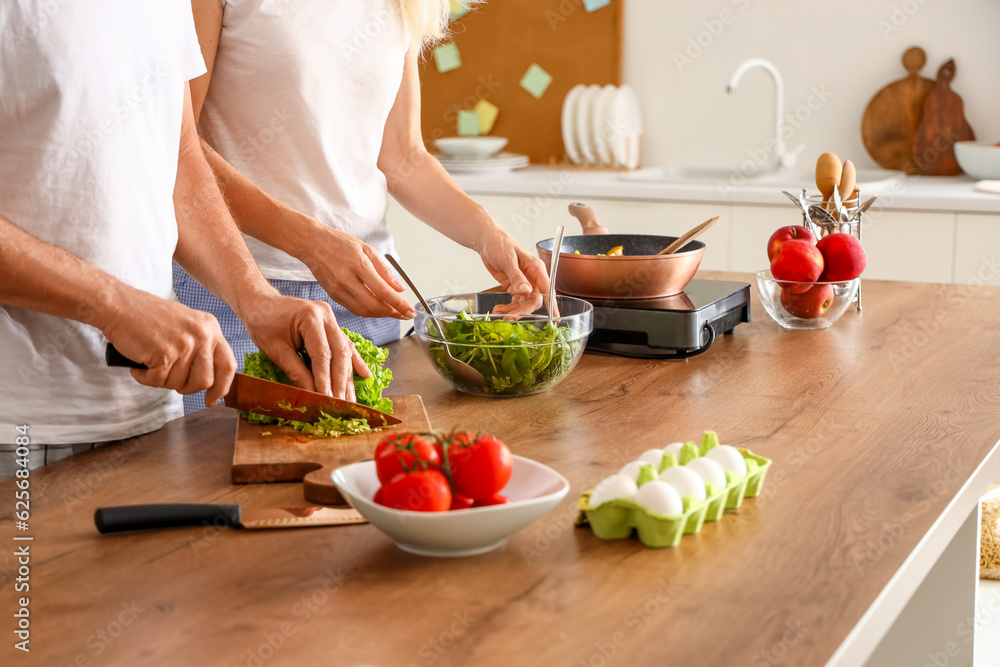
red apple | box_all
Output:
[780,283,835,319]
[767,225,816,262]
[770,239,824,290]
[817,233,867,281]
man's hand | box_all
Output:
[239,295,371,402]
[297,225,415,321]
[100,287,237,407]
[477,229,551,297]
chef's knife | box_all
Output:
[105,343,400,427]
[94,504,366,534]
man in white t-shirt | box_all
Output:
[0,1,369,478]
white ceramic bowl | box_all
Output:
[954,141,1000,180]
[331,455,569,557]
[433,137,508,159]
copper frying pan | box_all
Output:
[535,205,708,300]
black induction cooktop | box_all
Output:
[577,279,751,359]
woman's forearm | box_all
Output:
[383,148,505,252]
[200,138,321,261]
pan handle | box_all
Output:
[567,203,609,235]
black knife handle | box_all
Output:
[105,343,149,370]
[94,504,241,534]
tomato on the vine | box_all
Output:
[439,433,512,500]
[380,470,451,512]
[471,493,509,507]
[449,493,474,510]
[374,432,439,484]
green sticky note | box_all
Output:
[520,64,553,99]
[433,42,462,74]
[583,0,612,11]
[449,0,469,19]
[457,110,481,136]
[474,99,499,134]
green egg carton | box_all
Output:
[576,432,772,549]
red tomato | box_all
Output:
[441,433,513,500]
[471,493,509,507]
[373,486,385,506]
[449,494,474,510]
[374,432,439,484]
[381,470,452,512]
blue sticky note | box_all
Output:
[433,42,462,74]
[583,0,612,11]
[520,64,553,99]
[457,110,481,136]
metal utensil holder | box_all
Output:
[801,191,864,312]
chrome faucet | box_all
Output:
[727,58,795,171]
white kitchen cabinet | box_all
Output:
[388,193,970,288]
[954,213,1000,286]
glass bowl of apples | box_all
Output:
[754,271,860,330]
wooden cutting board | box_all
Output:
[912,59,975,176]
[861,47,935,173]
[231,395,431,505]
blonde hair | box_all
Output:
[397,0,449,51]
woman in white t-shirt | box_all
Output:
[175,0,548,412]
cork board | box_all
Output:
[419,0,624,164]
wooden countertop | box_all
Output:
[2,273,1000,666]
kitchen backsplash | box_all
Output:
[621,0,1000,171]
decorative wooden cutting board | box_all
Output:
[231,395,431,505]
[912,59,975,176]
[861,47,935,173]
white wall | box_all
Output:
[621,0,1000,171]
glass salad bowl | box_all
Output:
[414,292,593,397]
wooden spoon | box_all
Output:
[658,216,720,255]
[838,159,857,204]
[815,153,843,211]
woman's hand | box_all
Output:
[476,228,551,296]
[296,225,415,321]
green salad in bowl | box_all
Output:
[414,293,593,397]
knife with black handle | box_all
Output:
[94,504,366,533]
[105,343,147,369]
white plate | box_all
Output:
[591,85,617,167]
[575,85,601,165]
[332,456,570,557]
[608,88,629,168]
[434,137,508,159]
[435,152,529,170]
[616,85,643,170]
[561,84,586,165]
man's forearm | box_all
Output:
[172,85,277,321]
[0,213,126,331]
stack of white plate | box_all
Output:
[432,137,529,173]
[562,84,643,169]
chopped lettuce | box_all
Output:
[238,328,394,436]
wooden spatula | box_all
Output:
[658,216,720,255]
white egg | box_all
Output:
[589,474,638,507]
[685,457,728,488]
[662,442,685,460]
[706,445,747,478]
[658,466,707,502]
[634,480,684,516]
[618,460,646,482]
[638,448,665,470]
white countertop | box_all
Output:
[450,166,1000,214]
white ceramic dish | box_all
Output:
[955,141,1000,180]
[562,84,586,165]
[615,85,642,170]
[331,456,569,557]
[435,152,529,174]
[434,137,508,159]
[575,85,601,165]
[591,85,617,167]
